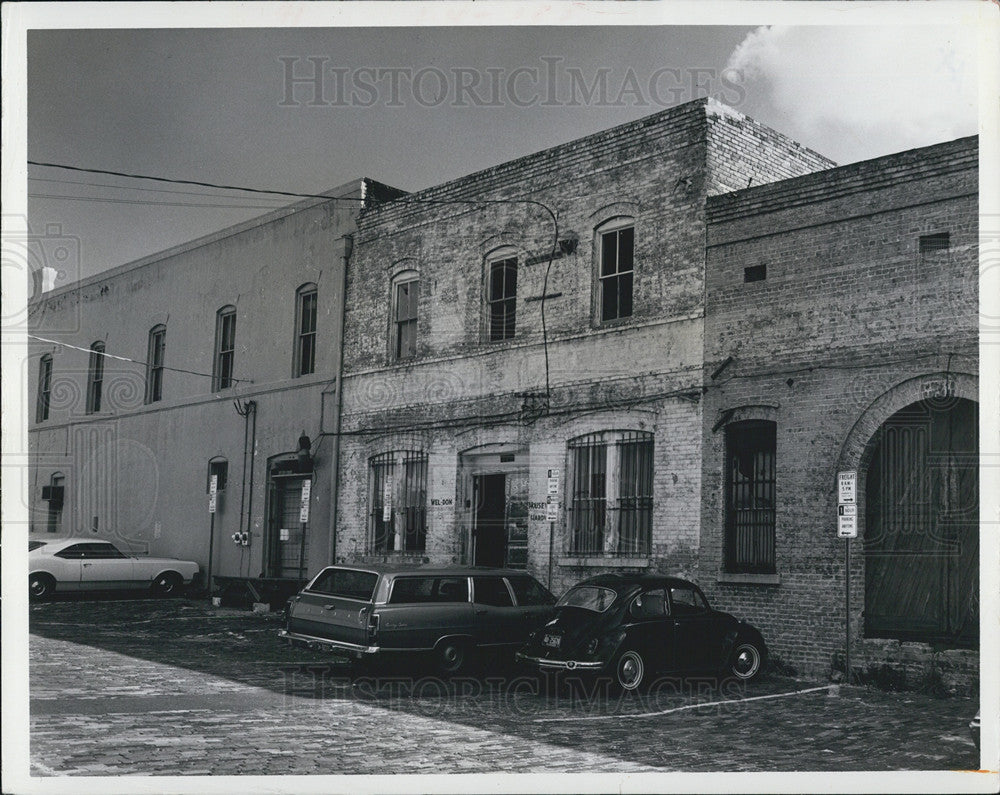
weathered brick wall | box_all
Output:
[701,137,979,679]
[339,98,835,586]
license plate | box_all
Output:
[542,634,561,649]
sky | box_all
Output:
[22,12,983,286]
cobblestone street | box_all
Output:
[25,596,983,779]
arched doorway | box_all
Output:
[864,398,978,647]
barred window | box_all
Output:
[369,451,428,552]
[568,431,653,556]
[724,421,776,573]
[86,342,105,414]
[487,255,517,341]
[213,306,236,391]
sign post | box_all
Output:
[207,474,218,596]
[546,469,559,589]
[837,470,857,683]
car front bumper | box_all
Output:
[279,629,379,658]
[515,651,605,671]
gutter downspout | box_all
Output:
[327,230,353,565]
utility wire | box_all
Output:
[28,175,294,201]
[27,333,253,385]
[29,193,292,210]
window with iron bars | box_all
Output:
[724,420,776,573]
[567,431,653,556]
[368,451,428,552]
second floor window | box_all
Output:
[86,342,105,414]
[213,306,237,391]
[599,222,634,322]
[294,284,317,377]
[36,354,52,423]
[724,420,777,574]
[394,279,418,360]
[145,325,166,404]
[488,256,517,341]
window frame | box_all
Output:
[566,430,653,556]
[723,420,777,574]
[368,450,428,553]
[595,217,635,324]
[207,457,228,493]
[86,342,105,414]
[145,325,166,404]
[485,251,518,342]
[213,306,237,391]
[36,354,53,422]
[293,284,318,377]
[392,277,419,361]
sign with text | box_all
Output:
[545,495,559,522]
[837,471,857,505]
[299,478,312,523]
[837,505,858,538]
[382,477,393,522]
[209,474,218,514]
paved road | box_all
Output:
[26,597,981,776]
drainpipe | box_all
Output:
[327,230,353,565]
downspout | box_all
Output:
[327,230,353,565]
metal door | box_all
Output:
[268,476,309,579]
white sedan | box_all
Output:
[29,537,200,599]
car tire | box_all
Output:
[730,638,765,681]
[29,573,55,600]
[614,650,647,692]
[151,571,182,597]
[435,639,469,675]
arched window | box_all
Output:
[86,341,105,414]
[293,284,317,377]
[724,420,776,574]
[567,430,653,556]
[391,271,419,360]
[595,217,635,323]
[485,249,517,342]
[36,354,53,422]
[145,325,166,404]
[368,450,428,552]
[213,306,237,391]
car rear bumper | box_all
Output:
[515,651,605,671]
[279,629,379,658]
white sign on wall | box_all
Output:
[837,471,857,505]
[545,495,559,522]
[208,474,218,514]
[837,504,858,538]
[382,477,393,522]
[299,478,312,523]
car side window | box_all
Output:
[631,588,667,619]
[389,577,469,604]
[506,576,556,606]
[473,576,514,607]
[54,544,88,559]
[89,543,127,559]
[670,586,707,615]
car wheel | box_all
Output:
[435,640,468,675]
[614,650,647,691]
[730,639,765,681]
[151,571,182,597]
[29,573,55,600]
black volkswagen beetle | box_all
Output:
[516,574,767,690]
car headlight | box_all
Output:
[585,638,599,656]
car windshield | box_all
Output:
[556,585,618,612]
[29,541,47,551]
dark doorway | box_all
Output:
[864,398,978,647]
[267,475,309,579]
[474,474,506,568]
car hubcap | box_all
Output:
[733,644,760,678]
[618,653,643,689]
[30,579,45,596]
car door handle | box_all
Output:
[82,563,93,567]
[323,605,337,611]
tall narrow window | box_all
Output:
[394,279,419,360]
[36,354,52,422]
[598,222,634,322]
[43,473,65,534]
[294,284,317,377]
[369,451,428,552]
[724,421,777,573]
[568,431,653,556]
[213,306,237,391]
[86,342,105,414]
[488,256,517,341]
[145,325,166,404]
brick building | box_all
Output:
[335,97,833,598]
[702,137,979,680]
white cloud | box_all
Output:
[727,26,978,162]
